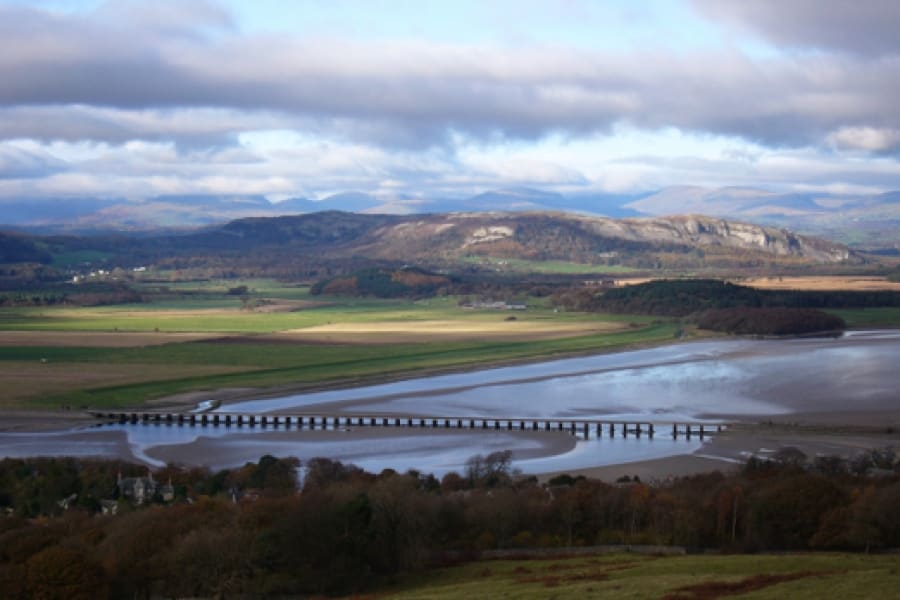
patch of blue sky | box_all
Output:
[0,0,104,10]
[223,0,729,52]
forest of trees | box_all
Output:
[1,450,899,598]
[697,307,846,335]
[0,233,52,265]
[555,279,900,317]
[310,267,454,298]
[0,282,144,307]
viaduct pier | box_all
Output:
[90,411,727,440]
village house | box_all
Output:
[117,470,175,505]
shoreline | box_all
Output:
[141,328,900,417]
[143,333,707,414]
[6,328,894,422]
[544,422,900,483]
[2,330,900,480]
[2,332,700,434]
[3,420,895,481]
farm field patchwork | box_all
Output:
[4,278,898,412]
[0,292,679,410]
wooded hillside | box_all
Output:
[1,452,898,597]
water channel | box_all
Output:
[2,330,898,476]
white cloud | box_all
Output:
[1,5,899,153]
[0,2,897,202]
[828,127,900,153]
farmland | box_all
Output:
[2,275,899,412]
[0,281,678,410]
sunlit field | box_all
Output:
[0,284,678,410]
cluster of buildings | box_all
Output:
[99,470,175,515]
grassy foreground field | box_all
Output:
[382,552,900,599]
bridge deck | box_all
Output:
[90,411,728,440]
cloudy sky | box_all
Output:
[1,0,899,206]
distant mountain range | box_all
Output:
[627,187,900,251]
[2,186,898,250]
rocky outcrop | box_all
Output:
[577,215,851,262]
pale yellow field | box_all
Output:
[248,299,329,312]
[738,275,900,291]
[0,362,247,407]
[0,331,220,348]
[282,319,629,344]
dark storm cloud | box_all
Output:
[1,3,899,152]
[692,0,900,56]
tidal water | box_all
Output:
[2,331,898,475]
[220,330,900,421]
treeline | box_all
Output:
[0,233,52,264]
[0,283,143,307]
[1,450,899,598]
[697,307,846,335]
[561,279,900,317]
[310,267,454,298]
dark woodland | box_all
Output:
[1,451,899,598]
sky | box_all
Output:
[1,0,900,206]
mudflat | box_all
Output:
[2,332,898,478]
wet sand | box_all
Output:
[0,410,99,433]
[2,332,899,478]
[541,423,900,483]
[214,331,900,427]
[0,428,133,460]
[144,428,578,472]
[542,454,738,483]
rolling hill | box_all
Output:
[1,210,863,284]
[3,187,898,252]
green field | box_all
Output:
[4,278,898,412]
[10,323,678,410]
[0,300,652,334]
[829,307,900,328]
[134,278,315,299]
[0,287,679,410]
[48,249,112,268]
[383,552,900,599]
